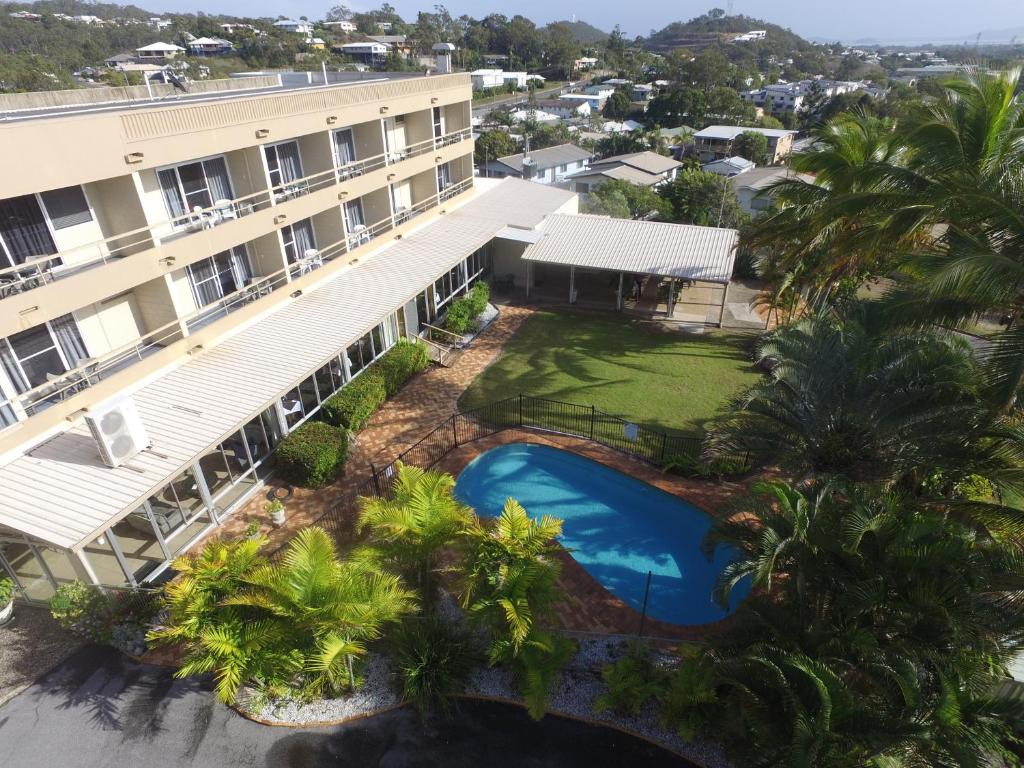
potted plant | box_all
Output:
[0,576,14,626]
[266,498,286,527]
[243,520,261,540]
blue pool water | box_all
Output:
[455,443,749,626]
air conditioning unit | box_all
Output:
[85,396,150,468]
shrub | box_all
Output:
[321,369,387,430]
[0,576,13,605]
[466,281,490,317]
[276,421,349,488]
[662,452,750,479]
[444,298,474,334]
[50,581,111,642]
[376,340,430,397]
[392,615,479,718]
[593,642,666,717]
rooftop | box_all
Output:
[589,151,682,176]
[522,214,738,284]
[492,143,593,174]
[730,166,815,191]
[693,125,798,140]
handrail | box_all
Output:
[0,126,473,295]
[8,176,474,416]
[420,322,463,342]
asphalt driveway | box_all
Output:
[0,645,692,767]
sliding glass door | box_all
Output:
[0,194,58,268]
[157,157,234,222]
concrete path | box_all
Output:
[0,645,690,768]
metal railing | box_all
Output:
[316,394,704,536]
[10,177,475,416]
[0,127,473,297]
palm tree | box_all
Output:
[462,497,563,659]
[228,526,416,698]
[704,307,1001,489]
[358,462,477,600]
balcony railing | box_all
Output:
[7,176,474,420]
[0,127,473,299]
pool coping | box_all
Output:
[433,429,762,642]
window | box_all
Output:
[0,314,87,394]
[436,163,451,192]
[281,218,317,264]
[432,106,444,139]
[263,141,303,189]
[0,194,57,267]
[332,128,357,169]
[344,199,365,232]
[157,157,233,222]
[389,181,412,213]
[39,186,92,230]
[186,246,252,308]
[558,164,567,173]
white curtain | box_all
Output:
[203,158,233,202]
[51,314,88,367]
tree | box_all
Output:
[474,129,518,165]
[658,167,748,228]
[324,5,352,21]
[358,463,476,599]
[543,22,578,79]
[731,130,769,165]
[594,130,647,158]
[152,527,415,704]
[704,306,1024,502]
[582,179,672,220]
[602,90,632,120]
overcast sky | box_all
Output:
[153,0,1023,43]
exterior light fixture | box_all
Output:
[273,214,287,225]
[326,115,338,124]
[255,128,270,138]
[124,152,145,164]
[290,289,303,298]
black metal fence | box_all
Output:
[320,395,702,533]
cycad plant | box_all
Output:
[358,462,477,600]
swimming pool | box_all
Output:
[455,443,748,626]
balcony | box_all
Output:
[3,176,474,425]
[0,127,473,301]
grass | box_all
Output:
[459,310,760,436]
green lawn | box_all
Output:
[459,310,760,436]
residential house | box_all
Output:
[273,19,313,34]
[702,156,756,177]
[134,42,185,61]
[469,70,544,91]
[305,37,327,51]
[367,35,412,57]
[482,54,509,67]
[334,42,391,66]
[692,125,797,164]
[601,119,645,133]
[375,21,393,32]
[8,11,42,20]
[563,151,682,193]
[731,167,814,215]
[631,83,655,102]
[321,20,357,33]
[220,22,261,35]
[105,52,136,69]
[533,98,592,119]
[479,143,592,185]
[188,37,234,56]
[741,79,863,114]
[733,30,767,42]
[574,56,598,71]
[558,93,606,111]
[149,17,171,30]
[509,109,561,124]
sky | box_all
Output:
[151,0,1024,43]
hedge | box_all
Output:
[276,421,349,488]
[321,369,387,431]
[376,339,430,396]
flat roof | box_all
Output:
[0,179,575,550]
[522,214,738,283]
[0,72,426,122]
[693,125,798,140]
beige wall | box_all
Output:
[491,238,530,286]
[87,176,152,257]
[409,168,436,204]
[132,274,183,335]
[247,231,288,277]
[349,120,385,161]
[73,293,148,357]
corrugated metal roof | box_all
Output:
[591,151,681,175]
[693,125,797,140]
[564,165,663,187]
[522,214,738,284]
[0,179,574,551]
[493,143,592,174]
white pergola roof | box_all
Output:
[522,214,739,284]
[0,179,574,550]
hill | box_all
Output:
[546,19,609,45]
[644,11,816,54]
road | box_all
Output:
[0,644,693,768]
[471,79,594,120]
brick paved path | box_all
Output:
[218,305,534,548]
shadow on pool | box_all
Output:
[264,699,696,767]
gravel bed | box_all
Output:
[240,628,730,768]
[458,303,500,346]
[0,604,85,708]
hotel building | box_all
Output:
[0,72,585,600]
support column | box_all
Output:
[667,279,676,318]
[569,266,576,305]
[718,280,732,327]
[616,272,624,310]
[526,261,532,299]
[74,548,102,586]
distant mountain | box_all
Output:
[644,12,816,53]
[547,20,609,45]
